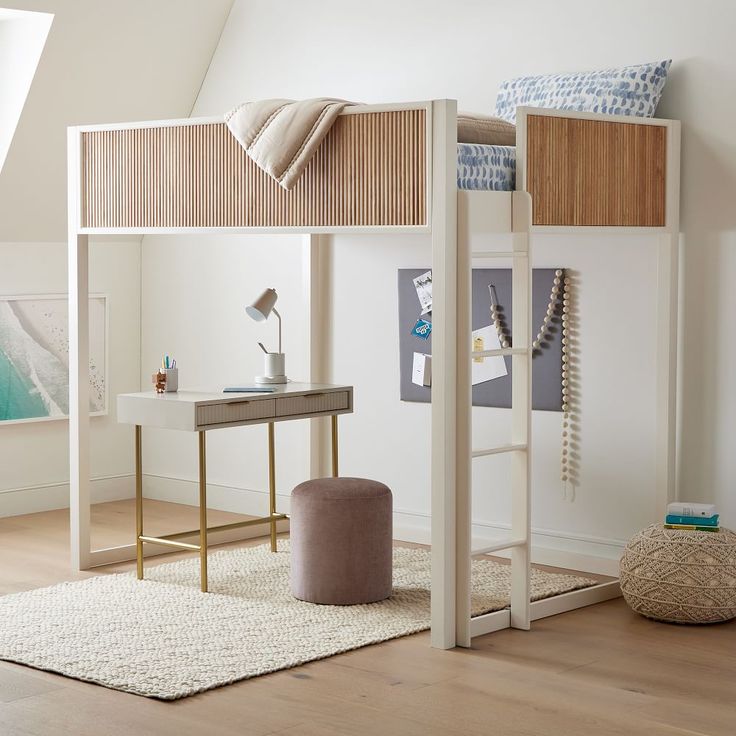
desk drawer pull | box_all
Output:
[197,399,275,426]
[275,392,349,417]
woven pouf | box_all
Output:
[290,477,393,605]
[619,524,736,624]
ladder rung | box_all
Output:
[472,251,528,259]
[472,538,527,556]
[472,443,527,459]
[472,348,527,358]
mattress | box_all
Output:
[457,143,515,191]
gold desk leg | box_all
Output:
[268,422,277,552]
[331,415,339,478]
[135,425,143,580]
[198,431,208,593]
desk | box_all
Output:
[117,383,353,592]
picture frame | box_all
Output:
[0,294,108,424]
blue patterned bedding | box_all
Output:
[457,143,515,191]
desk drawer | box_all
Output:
[197,399,275,427]
[275,391,350,418]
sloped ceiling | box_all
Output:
[0,0,234,242]
[0,9,53,176]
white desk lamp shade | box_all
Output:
[245,287,286,383]
[246,288,278,322]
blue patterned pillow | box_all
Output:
[494,60,671,124]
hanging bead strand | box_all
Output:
[487,270,577,499]
[532,269,563,352]
[560,272,573,498]
[489,284,510,348]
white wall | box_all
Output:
[141,0,736,569]
[0,242,141,514]
[139,234,311,512]
[0,1,234,517]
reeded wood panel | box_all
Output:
[526,115,666,227]
[80,110,426,229]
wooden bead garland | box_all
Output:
[489,269,576,498]
[560,274,575,497]
[489,285,510,348]
[489,271,564,352]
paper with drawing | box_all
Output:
[471,325,508,385]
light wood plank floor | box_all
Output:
[0,500,733,736]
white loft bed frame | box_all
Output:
[67,99,680,649]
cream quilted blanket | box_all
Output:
[225,98,354,190]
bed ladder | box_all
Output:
[456,190,533,646]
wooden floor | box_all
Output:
[0,501,733,736]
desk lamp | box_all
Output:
[245,288,287,384]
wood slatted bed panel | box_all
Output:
[525,114,667,227]
[80,109,427,229]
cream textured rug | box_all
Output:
[0,542,595,699]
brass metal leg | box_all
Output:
[198,431,208,593]
[331,415,339,477]
[135,425,143,580]
[268,422,277,552]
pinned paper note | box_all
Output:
[471,325,508,385]
[412,352,431,386]
[413,270,432,315]
[411,318,432,340]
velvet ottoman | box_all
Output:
[290,477,393,605]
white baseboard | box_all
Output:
[0,474,135,518]
[146,478,623,575]
[3,472,622,576]
[142,474,292,517]
[393,508,624,576]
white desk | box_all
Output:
[118,383,353,591]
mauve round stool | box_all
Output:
[290,477,393,605]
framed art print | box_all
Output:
[0,294,108,423]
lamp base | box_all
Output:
[257,352,286,384]
[255,374,288,384]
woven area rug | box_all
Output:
[0,542,595,699]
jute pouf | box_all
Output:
[620,524,736,624]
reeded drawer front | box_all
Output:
[275,391,349,418]
[197,399,275,426]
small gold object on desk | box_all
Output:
[152,367,178,393]
[153,370,167,393]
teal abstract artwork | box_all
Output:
[0,296,106,423]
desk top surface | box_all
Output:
[118,383,351,406]
[117,383,354,431]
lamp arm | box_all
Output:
[272,307,282,353]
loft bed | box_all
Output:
[67,99,681,650]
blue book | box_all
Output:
[665,514,719,526]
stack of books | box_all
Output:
[665,502,720,532]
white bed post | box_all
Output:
[454,194,472,648]
[430,99,459,649]
[655,121,681,515]
[510,191,532,630]
[68,126,91,570]
[303,234,330,479]
[656,234,679,514]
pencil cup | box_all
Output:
[162,367,178,392]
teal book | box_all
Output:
[665,514,719,526]
[664,524,720,533]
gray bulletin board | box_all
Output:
[398,268,564,411]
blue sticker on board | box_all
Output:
[411,318,432,340]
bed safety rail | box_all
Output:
[73,104,430,231]
[516,106,680,230]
